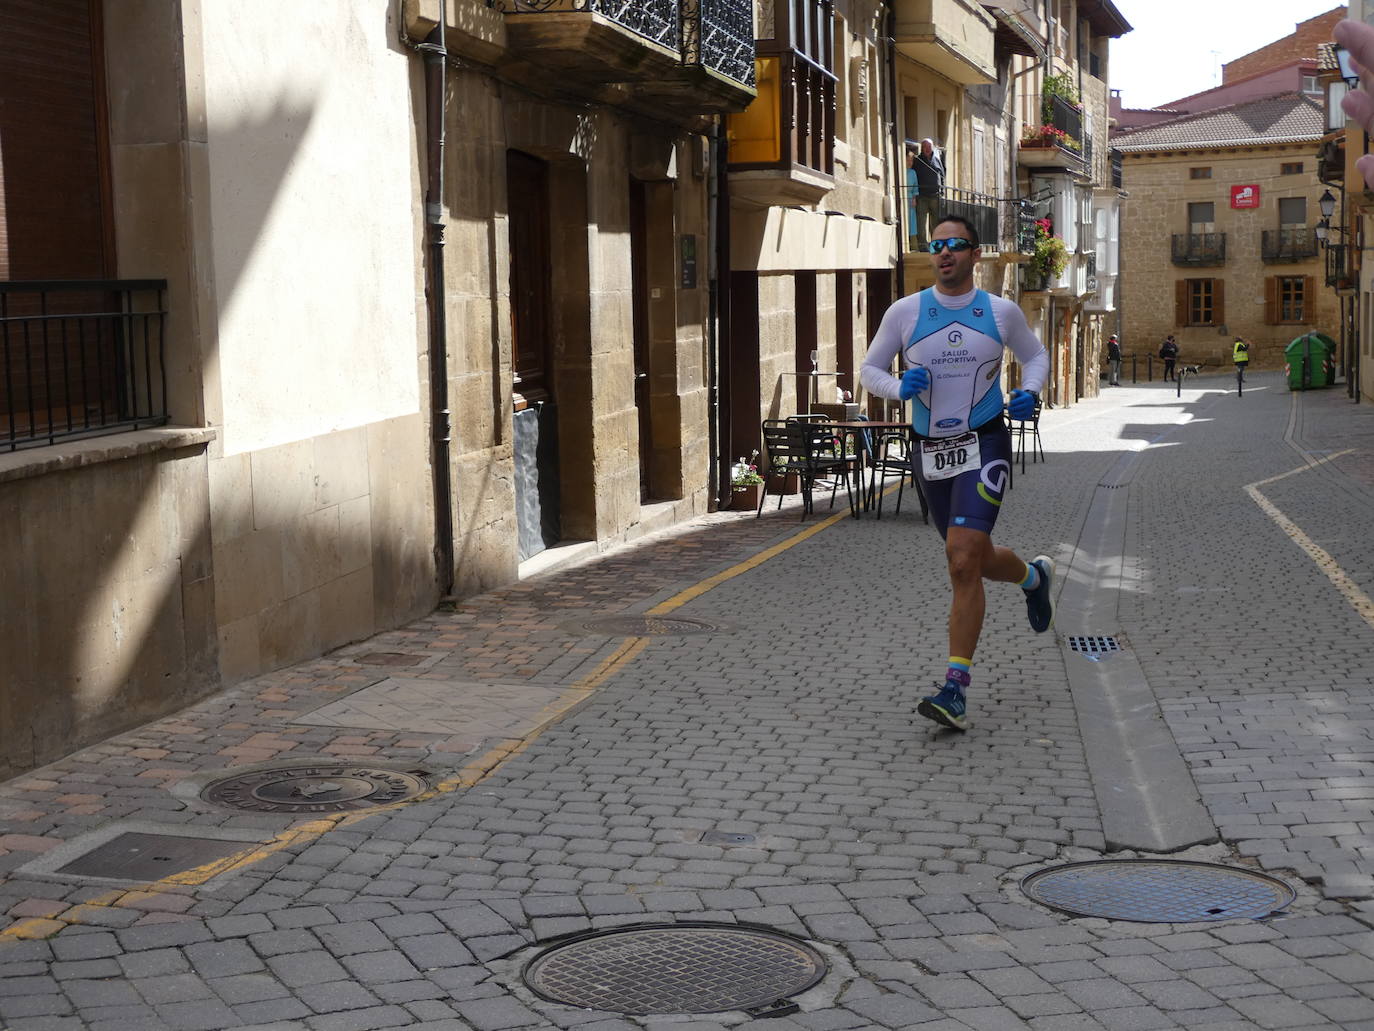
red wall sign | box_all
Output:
[1231,184,1260,209]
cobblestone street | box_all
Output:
[5,371,1374,1030]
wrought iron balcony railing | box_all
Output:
[1046,93,1082,145]
[1,280,169,452]
[1171,232,1226,266]
[902,189,1036,256]
[1326,242,1351,287]
[510,0,680,51]
[1262,228,1318,263]
[510,0,754,86]
[683,0,755,86]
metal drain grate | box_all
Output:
[522,923,827,1015]
[1022,860,1295,922]
[202,765,427,813]
[569,615,726,637]
[1066,635,1121,656]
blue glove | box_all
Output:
[899,365,930,401]
[1008,389,1038,421]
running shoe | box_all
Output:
[1024,554,1055,633]
[917,681,968,731]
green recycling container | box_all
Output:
[1284,333,1336,390]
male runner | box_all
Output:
[859,215,1054,731]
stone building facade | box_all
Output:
[1115,95,1332,371]
[0,0,755,778]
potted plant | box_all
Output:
[729,453,765,510]
[1020,124,1081,152]
[1028,216,1069,284]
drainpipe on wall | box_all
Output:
[711,117,735,507]
[707,119,727,509]
[885,1,904,298]
[418,22,455,598]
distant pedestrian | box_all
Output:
[1106,334,1122,386]
[911,138,945,249]
[1233,336,1250,393]
[1160,335,1179,382]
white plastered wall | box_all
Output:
[201,3,420,455]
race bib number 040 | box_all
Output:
[920,432,980,481]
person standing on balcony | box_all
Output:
[1106,334,1122,386]
[859,214,1053,733]
[905,144,920,250]
[912,138,945,249]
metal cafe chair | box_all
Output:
[1006,397,1045,475]
[786,413,864,504]
[758,419,856,519]
[872,430,928,523]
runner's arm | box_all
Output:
[858,304,908,401]
[994,299,1049,395]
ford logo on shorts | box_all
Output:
[936,418,962,429]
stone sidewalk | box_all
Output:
[3,372,1374,1029]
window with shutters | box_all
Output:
[1265,275,1309,324]
[1176,278,1224,327]
[1278,197,1306,228]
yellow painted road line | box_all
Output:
[1245,450,1374,632]
[2,503,854,942]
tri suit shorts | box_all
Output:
[914,416,1013,538]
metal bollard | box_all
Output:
[1147,355,1153,381]
[1131,355,1137,383]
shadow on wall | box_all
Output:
[0,93,333,779]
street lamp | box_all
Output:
[1319,188,1337,220]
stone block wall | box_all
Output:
[1120,144,1336,370]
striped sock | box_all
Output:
[1018,562,1040,591]
[946,657,971,691]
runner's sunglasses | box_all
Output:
[927,237,975,254]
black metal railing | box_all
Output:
[1171,232,1226,266]
[901,186,1002,252]
[682,0,755,86]
[1262,228,1318,263]
[510,0,680,51]
[939,187,1000,251]
[1007,198,1037,254]
[1326,242,1351,287]
[0,280,169,452]
[1046,93,1082,146]
[1110,149,1123,188]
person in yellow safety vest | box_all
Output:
[1233,337,1250,369]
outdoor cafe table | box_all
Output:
[825,420,916,516]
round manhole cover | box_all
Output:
[522,923,827,1014]
[569,615,725,636]
[201,765,427,813]
[1022,860,1295,922]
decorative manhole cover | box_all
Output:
[1022,860,1295,922]
[202,765,427,813]
[522,923,827,1014]
[569,615,725,636]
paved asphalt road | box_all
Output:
[3,371,1374,1030]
